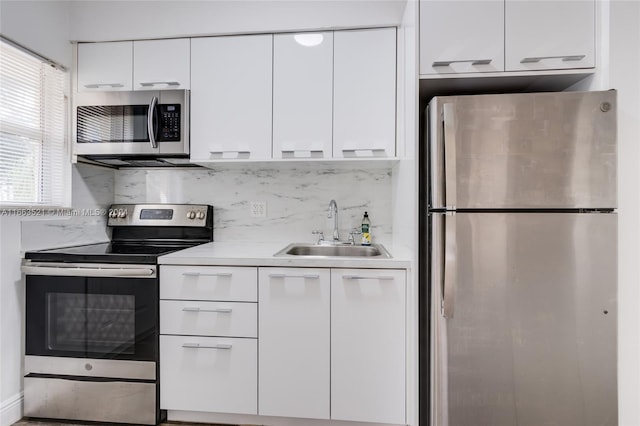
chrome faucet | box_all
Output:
[327,199,339,241]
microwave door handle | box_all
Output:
[147,96,159,149]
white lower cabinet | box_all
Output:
[331,269,407,424]
[160,335,257,414]
[160,266,258,415]
[258,267,331,419]
[160,264,406,424]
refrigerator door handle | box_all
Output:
[443,103,457,210]
[442,212,457,318]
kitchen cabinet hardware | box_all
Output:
[182,307,233,313]
[432,59,492,67]
[83,83,125,89]
[139,81,181,87]
[341,275,394,280]
[520,54,586,63]
[208,150,251,158]
[281,149,324,158]
[181,271,233,277]
[340,148,387,157]
[181,342,233,350]
[268,273,320,279]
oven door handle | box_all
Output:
[21,264,156,278]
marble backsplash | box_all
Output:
[21,163,115,250]
[115,165,393,245]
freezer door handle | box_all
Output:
[443,103,457,210]
[442,212,457,318]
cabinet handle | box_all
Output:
[281,149,324,158]
[341,148,387,157]
[182,272,232,277]
[520,55,586,64]
[342,275,394,280]
[182,307,233,313]
[209,150,251,159]
[268,273,320,279]
[182,343,232,350]
[432,59,492,67]
[83,83,125,89]
[139,81,180,87]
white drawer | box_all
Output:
[160,266,257,302]
[160,300,257,338]
[160,335,257,415]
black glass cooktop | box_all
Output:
[25,242,198,264]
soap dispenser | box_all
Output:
[361,212,371,245]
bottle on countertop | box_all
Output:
[361,211,371,245]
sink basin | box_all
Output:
[274,243,392,258]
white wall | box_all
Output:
[0,164,114,426]
[0,0,71,66]
[609,2,640,424]
[70,0,406,42]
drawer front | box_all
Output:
[24,376,156,425]
[160,266,257,302]
[160,335,257,415]
[160,300,257,337]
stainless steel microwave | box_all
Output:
[73,90,189,159]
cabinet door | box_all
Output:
[77,42,132,91]
[191,35,272,161]
[258,267,330,419]
[333,28,396,158]
[331,269,406,424]
[419,1,504,75]
[505,0,595,71]
[160,335,257,414]
[133,39,190,90]
[273,32,333,159]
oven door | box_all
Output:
[24,263,158,361]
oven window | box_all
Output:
[47,293,135,354]
[26,275,157,361]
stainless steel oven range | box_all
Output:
[21,204,213,425]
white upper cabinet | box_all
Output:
[190,35,273,161]
[505,0,595,71]
[77,42,133,91]
[333,28,396,158]
[133,38,190,90]
[272,32,333,159]
[420,1,504,75]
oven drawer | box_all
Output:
[24,376,156,425]
[160,266,257,302]
[160,300,257,337]
[160,335,257,414]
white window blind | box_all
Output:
[0,40,69,207]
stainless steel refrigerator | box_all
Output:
[422,90,617,426]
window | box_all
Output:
[0,39,69,207]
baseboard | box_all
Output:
[1,392,23,426]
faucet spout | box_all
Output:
[327,199,339,241]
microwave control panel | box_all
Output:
[158,104,181,141]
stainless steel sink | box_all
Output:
[274,243,392,258]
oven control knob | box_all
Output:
[187,211,196,220]
[196,211,205,220]
[117,210,127,219]
[85,363,93,371]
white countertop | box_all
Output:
[158,241,412,269]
